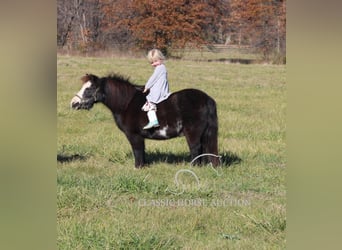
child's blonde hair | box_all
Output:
[147,49,165,63]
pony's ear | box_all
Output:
[80,74,90,83]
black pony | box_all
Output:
[70,73,219,168]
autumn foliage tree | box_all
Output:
[229,0,286,62]
[58,0,286,62]
[99,0,135,50]
[101,0,228,55]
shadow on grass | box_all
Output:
[145,151,190,165]
[207,58,256,64]
[145,151,241,167]
[57,154,87,163]
[57,150,242,166]
[220,151,242,166]
[169,55,256,65]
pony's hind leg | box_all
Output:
[201,128,220,167]
[201,98,220,167]
[202,145,220,166]
[190,143,203,165]
[184,129,203,165]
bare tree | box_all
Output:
[57,0,103,52]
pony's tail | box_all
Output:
[201,97,220,166]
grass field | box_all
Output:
[57,53,286,249]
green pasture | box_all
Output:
[57,53,286,249]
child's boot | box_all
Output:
[143,110,160,129]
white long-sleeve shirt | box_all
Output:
[145,64,170,104]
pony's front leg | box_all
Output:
[127,134,145,168]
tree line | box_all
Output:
[57,0,286,62]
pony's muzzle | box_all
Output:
[70,95,81,109]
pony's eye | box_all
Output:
[83,88,94,97]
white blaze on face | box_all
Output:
[70,81,92,107]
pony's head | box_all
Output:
[70,74,105,110]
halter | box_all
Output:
[74,88,103,102]
[74,94,83,101]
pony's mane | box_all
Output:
[102,73,144,112]
[107,73,131,83]
[106,73,143,89]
